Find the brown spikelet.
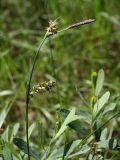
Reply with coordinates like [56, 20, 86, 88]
[47, 20, 58, 36]
[68, 19, 95, 29]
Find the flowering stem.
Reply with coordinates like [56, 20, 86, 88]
[25, 19, 95, 160]
[26, 33, 47, 160]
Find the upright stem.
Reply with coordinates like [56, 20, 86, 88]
[25, 19, 95, 159]
[26, 33, 47, 160]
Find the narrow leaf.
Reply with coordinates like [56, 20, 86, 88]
[98, 138, 117, 150]
[103, 103, 116, 115]
[67, 144, 90, 158]
[59, 109, 88, 133]
[38, 122, 45, 148]
[66, 140, 82, 157]
[93, 91, 110, 117]
[13, 138, 40, 160]
[91, 71, 97, 93]
[62, 141, 73, 160]
[54, 108, 80, 140]
[95, 69, 104, 96]
[28, 123, 36, 139]
[6, 143, 20, 159]
[48, 146, 64, 160]
[10, 123, 20, 142]
[100, 128, 108, 141]
[109, 138, 118, 150]
[0, 106, 10, 128]
[93, 121, 101, 142]
[3, 146, 12, 160]
[2, 126, 9, 142]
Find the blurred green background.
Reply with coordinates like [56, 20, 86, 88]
[0, 0, 120, 135]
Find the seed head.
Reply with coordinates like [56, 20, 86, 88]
[47, 20, 58, 36]
[30, 80, 56, 97]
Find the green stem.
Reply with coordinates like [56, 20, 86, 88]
[26, 33, 47, 160]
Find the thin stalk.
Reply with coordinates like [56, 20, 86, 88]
[26, 33, 48, 160]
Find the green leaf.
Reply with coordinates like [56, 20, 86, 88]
[67, 144, 90, 159]
[68, 119, 88, 134]
[37, 122, 45, 148]
[0, 90, 13, 97]
[95, 69, 104, 96]
[93, 121, 101, 142]
[28, 123, 36, 138]
[100, 128, 108, 141]
[13, 137, 40, 160]
[2, 126, 9, 142]
[3, 146, 12, 160]
[91, 71, 97, 93]
[0, 49, 9, 58]
[24, 123, 36, 141]
[108, 138, 118, 150]
[88, 154, 93, 160]
[0, 105, 10, 128]
[54, 108, 80, 140]
[62, 141, 73, 160]
[6, 143, 20, 159]
[90, 96, 96, 109]
[48, 146, 64, 160]
[59, 109, 69, 121]
[102, 103, 116, 115]
[10, 123, 20, 142]
[28, 123, 36, 139]
[93, 91, 110, 117]
[98, 138, 117, 150]
[66, 140, 82, 157]
[88, 154, 103, 160]
[59, 109, 89, 133]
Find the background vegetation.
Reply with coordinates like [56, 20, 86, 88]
[0, 0, 120, 159]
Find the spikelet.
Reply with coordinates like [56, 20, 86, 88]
[46, 20, 58, 36]
[68, 19, 95, 29]
[30, 80, 56, 97]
